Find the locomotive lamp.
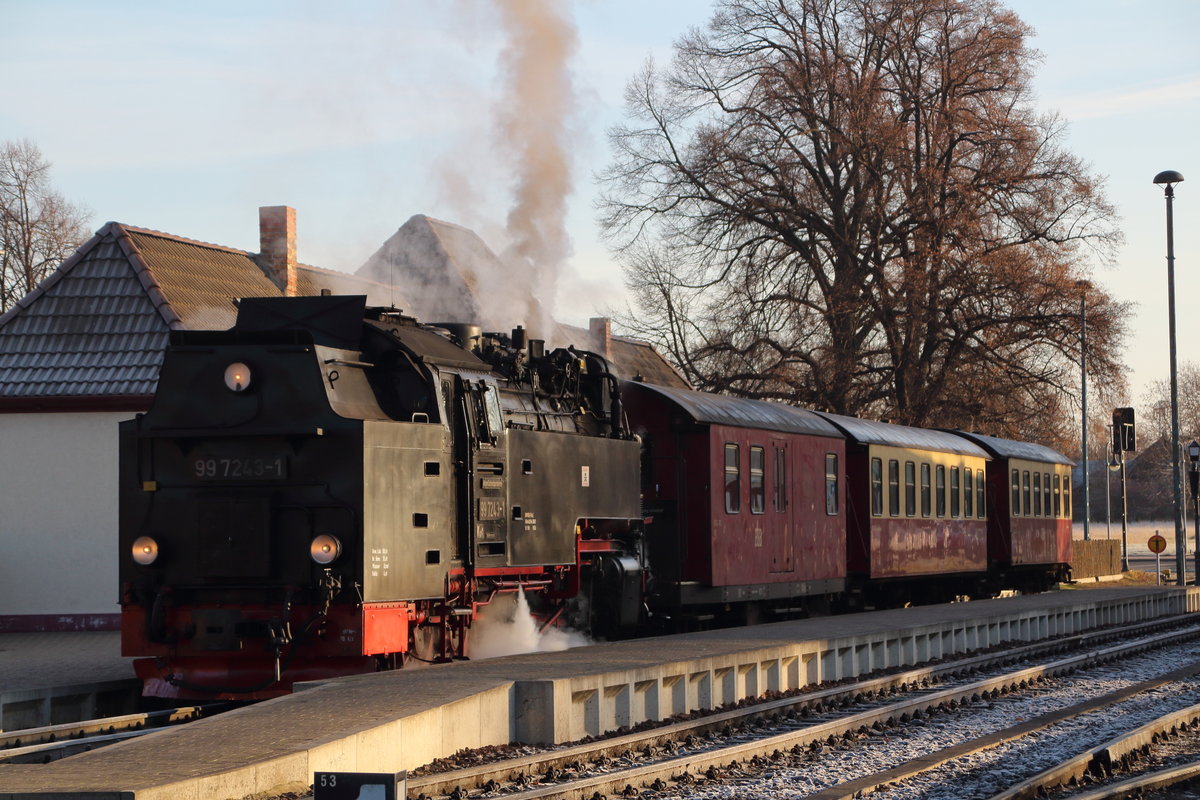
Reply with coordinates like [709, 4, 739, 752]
[224, 362, 252, 392]
[1154, 169, 1185, 584]
[310, 534, 342, 565]
[131, 535, 159, 566]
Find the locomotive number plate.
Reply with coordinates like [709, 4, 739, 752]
[193, 455, 288, 480]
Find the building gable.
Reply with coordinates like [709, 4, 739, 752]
[0, 225, 171, 406]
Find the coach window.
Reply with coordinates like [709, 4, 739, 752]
[724, 444, 741, 514]
[1038, 473, 1046, 517]
[951, 467, 961, 517]
[977, 470, 987, 518]
[1064, 476, 1072, 518]
[1053, 474, 1061, 517]
[964, 468, 974, 517]
[871, 458, 883, 516]
[920, 463, 932, 517]
[904, 461, 916, 516]
[774, 447, 788, 512]
[750, 446, 765, 514]
[1033, 472, 1042, 516]
[888, 459, 900, 516]
[825, 453, 839, 515]
[1022, 470, 1031, 517]
[936, 465, 947, 517]
[1011, 469, 1021, 516]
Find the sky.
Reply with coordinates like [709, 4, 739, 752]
[1, 0, 1198, 412]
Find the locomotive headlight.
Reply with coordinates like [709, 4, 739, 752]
[224, 362, 252, 392]
[310, 534, 342, 565]
[132, 536, 159, 566]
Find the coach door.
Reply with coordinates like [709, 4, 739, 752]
[770, 440, 794, 572]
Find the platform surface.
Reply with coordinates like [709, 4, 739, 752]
[0, 586, 1183, 798]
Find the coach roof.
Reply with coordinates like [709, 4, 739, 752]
[814, 411, 990, 457]
[623, 382, 844, 438]
[945, 430, 1074, 465]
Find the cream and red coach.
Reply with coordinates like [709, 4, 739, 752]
[951, 431, 1073, 590]
[815, 413, 992, 606]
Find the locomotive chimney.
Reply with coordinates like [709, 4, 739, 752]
[589, 317, 612, 360]
[257, 205, 298, 297]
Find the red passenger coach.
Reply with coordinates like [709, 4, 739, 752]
[814, 413, 991, 605]
[951, 432, 1073, 590]
[622, 383, 847, 621]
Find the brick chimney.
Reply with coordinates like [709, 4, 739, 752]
[589, 317, 613, 361]
[258, 206, 297, 296]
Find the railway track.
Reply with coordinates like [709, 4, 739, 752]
[0, 703, 228, 765]
[396, 615, 1200, 800]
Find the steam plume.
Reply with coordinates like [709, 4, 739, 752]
[492, 0, 577, 334]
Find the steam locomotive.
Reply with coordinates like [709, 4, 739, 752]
[119, 295, 1072, 699]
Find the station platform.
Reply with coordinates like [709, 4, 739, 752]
[0, 631, 138, 732]
[1, 585, 1196, 800]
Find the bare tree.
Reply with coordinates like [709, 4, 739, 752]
[1, 139, 91, 313]
[600, 0, 1127, 450]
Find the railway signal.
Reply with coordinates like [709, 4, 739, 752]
[1112, 408, 1136, 452]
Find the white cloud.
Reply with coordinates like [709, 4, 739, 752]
[1052, 76, 1200, 121]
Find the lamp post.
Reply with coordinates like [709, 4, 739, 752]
[1077, 280, 1090, 541]
[1154, 169, 1185, 585]
[1189, 440, 1200, 585]
[1111, 448, 1129, 571]
[1108, 441, 1118, 542]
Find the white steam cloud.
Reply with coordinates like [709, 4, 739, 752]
[470, 589, 590, 660]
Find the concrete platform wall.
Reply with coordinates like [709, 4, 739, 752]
[515, 588, 1200, 743]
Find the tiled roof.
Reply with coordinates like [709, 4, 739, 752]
[0, 227, 170, 401]
[0, 223, 402, 405]
[557, 322, 690, 389]
[0, 216, 688, 404]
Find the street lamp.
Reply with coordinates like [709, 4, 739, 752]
[1108, 450, 1128, 571]
[1077, 280, 1091, 541]
[1189, 440, 1200, 584]
[1154, 169, 1185, 585]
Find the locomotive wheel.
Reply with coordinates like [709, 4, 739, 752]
[407, 623, 440, 664]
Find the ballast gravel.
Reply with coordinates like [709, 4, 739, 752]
[654, 642, 1200, 800]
